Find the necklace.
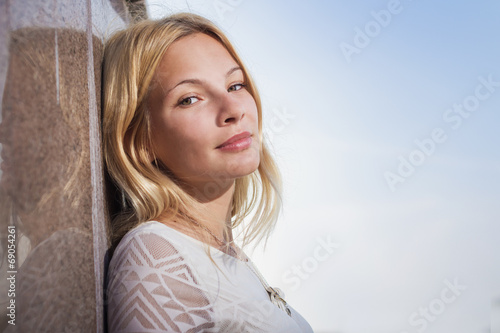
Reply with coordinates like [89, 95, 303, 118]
[244, 259, 292, 316]
[186, 217, 238, 258]
[185, 216, 292, 317]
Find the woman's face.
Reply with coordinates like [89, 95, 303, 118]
[147, 33, 260, 193]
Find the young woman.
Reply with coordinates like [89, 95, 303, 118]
[103, 13, 313, 332]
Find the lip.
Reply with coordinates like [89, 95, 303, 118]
[216, 131, 252, 151]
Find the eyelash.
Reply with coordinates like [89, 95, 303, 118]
[176, 83, 247, 107]
[178, 96, 200, 106]
[228, 83, 246, 92]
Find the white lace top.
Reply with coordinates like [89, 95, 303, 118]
[107, 221, 313, 333]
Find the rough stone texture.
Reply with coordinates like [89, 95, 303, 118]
[0, 0, 132, 332]
[0, 2, 9, 112]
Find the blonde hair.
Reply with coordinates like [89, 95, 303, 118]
[102, 13, 282, 249]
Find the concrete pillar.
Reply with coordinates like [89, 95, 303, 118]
[0, 0, 144, 331]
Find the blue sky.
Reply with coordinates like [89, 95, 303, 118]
[146, 1, 500, 332]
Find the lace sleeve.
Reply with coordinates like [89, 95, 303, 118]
[106, 231, 215, 333]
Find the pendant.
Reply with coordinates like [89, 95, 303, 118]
[266, 286, 292, 316]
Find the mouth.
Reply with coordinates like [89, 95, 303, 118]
[216, 131, 252, 151]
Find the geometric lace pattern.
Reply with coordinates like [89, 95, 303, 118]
[107, 233, 214, 332]
[106, 221, 313, 333]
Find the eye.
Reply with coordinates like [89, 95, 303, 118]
[228, 83, 246, 92]
[178, 96, 200, 106]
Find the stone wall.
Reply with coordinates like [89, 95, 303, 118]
[0, 1, 143, 331]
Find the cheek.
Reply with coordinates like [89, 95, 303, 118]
[243, 94, 259, 124]
[152, 116, 211, 165]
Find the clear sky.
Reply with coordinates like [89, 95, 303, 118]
[146, 1, 500, 332]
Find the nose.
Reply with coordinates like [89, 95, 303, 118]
[216, 94, 245, 126]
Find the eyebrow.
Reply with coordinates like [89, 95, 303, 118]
[165, 66, 242, 96]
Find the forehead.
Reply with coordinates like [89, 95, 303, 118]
[155, 32, 240, 83]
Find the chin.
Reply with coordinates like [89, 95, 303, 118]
[236, 149, 260, 174]
[210, 146, 260, 179]
[233, 157, 260, 178]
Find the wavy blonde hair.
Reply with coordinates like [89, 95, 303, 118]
[102, 13, 282, 249]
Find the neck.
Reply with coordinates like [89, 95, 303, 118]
[198, 182, 235, 240]
[174, 178, 236, 242]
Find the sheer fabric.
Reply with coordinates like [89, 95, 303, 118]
[107, 221, 313, 332]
